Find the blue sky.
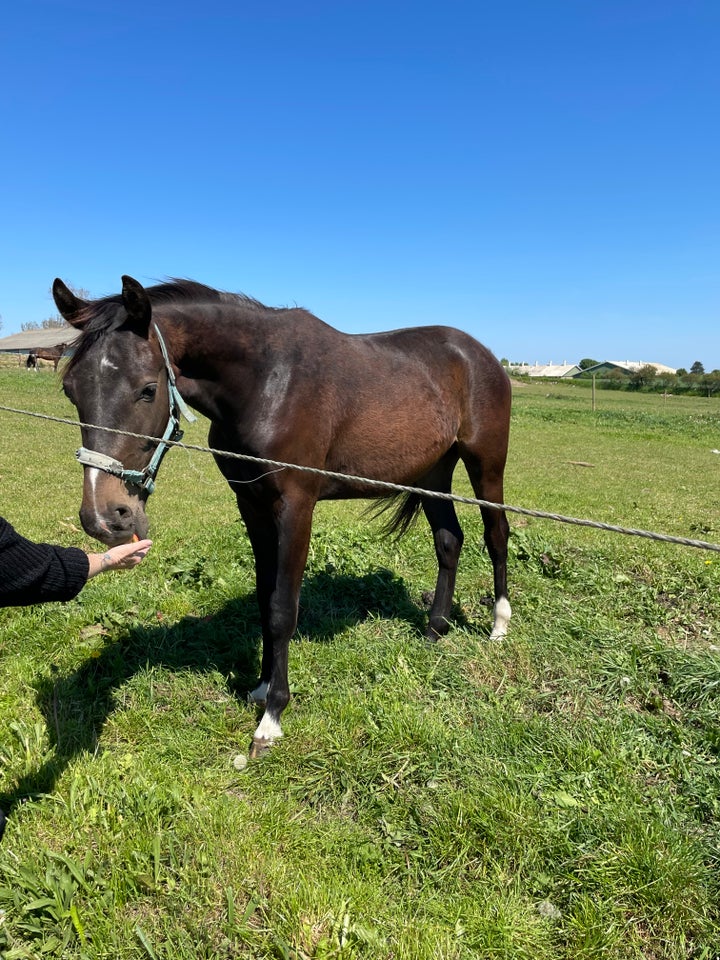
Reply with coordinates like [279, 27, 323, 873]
[1, 1, 718, 370]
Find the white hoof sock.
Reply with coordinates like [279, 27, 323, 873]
[254, 711, 283, 745]
[489, 596, 511, 640]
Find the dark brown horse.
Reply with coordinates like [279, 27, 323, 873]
[54, 276, 512, 755]
[27, 343, 69, 371]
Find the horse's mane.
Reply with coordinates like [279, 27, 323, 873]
[64, 279, 287, 375]
[145, 279, 267, 310]
[80, 278, 273, 317]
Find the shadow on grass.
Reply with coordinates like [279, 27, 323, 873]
[1, 566, 453, 828]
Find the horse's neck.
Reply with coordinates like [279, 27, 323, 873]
[167, 310, 254, 418]
[169, 305, 316, 423]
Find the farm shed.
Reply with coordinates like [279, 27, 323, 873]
[0, 329, 76, 356]
[573, 360, 677, 377]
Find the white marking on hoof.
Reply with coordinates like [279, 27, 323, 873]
[489, 597, 511, 640]
[248, 681, 269, 707]
[254, 711, 283, 746]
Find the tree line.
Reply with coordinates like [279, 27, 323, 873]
[575, 360, 720, 396]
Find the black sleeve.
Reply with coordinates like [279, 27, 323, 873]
[0, 516, 90, 608]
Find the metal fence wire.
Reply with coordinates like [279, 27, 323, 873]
[1, 402, 719, 554]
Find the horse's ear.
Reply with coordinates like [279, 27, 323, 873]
[121, 275, 151, 334]
[53, 278, 88, 328]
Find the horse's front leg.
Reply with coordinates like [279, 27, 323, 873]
[238, 494, 315, 757]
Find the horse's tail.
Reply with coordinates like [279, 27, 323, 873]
[366, 491, 424, 539]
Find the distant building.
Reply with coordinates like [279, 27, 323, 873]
[572, 360, 677, 378]
[508, 362, 581, 378]
[0, 328, 76, 355]
[507, 359, 678, 379]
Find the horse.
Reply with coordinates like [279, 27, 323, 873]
[53, 275, 512, 756]
[26, 343, 68, 371]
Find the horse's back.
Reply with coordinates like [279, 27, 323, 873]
[303, 324, 511, 493]
[357, 324, 505, 379]
[349, 324, 511, 417]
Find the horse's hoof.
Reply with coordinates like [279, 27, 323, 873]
[425, 619, 449, 643]
[249, 737, 273, 759]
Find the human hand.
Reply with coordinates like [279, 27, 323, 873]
[86, 540, 153, 579]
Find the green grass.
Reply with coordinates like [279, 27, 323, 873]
[1, 370, 719, 958]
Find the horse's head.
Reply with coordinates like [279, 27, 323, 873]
[55, 276, 179, 547]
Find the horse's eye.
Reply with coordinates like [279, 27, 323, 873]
[140, 383, 158, 402]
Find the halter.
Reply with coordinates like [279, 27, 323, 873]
[75, 324, 196, 495]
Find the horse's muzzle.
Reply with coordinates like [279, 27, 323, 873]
[79, 499, 149, 547]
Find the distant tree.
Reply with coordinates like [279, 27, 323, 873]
[703, 370, 720, 397]
[629, 364, 657, 390]
[578, 358, 598, 370]
[675, 368, 688, 378]
[22, 317, 69, 331]
[690, 360, 705, 375]
[602, 369, 626, 390]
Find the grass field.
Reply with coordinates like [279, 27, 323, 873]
[1, 368, 719, 959]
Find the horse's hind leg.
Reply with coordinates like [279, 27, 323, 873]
[423, 498, 464, 640]
[461, 448, 511, 640]
[481, 502, 511, 640]
[421, 450, 464, 641]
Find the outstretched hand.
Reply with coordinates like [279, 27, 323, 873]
[86, 539, 153, 579]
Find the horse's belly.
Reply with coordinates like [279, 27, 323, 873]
[320, 411, 457, 497]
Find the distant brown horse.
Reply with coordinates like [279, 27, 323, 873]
[27, 343, 68, 371]
[54, 276, 512, 756]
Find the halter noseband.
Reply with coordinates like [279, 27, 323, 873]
[75, 324, 196, 495]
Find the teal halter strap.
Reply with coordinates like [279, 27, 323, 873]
[75, 323, 196, 494]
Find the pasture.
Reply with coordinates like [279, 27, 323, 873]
[0, 369, 719, 959]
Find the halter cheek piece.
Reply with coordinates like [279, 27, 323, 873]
[75, 324, 196, 495]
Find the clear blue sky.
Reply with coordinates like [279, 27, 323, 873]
[1, 0, 718, 370]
